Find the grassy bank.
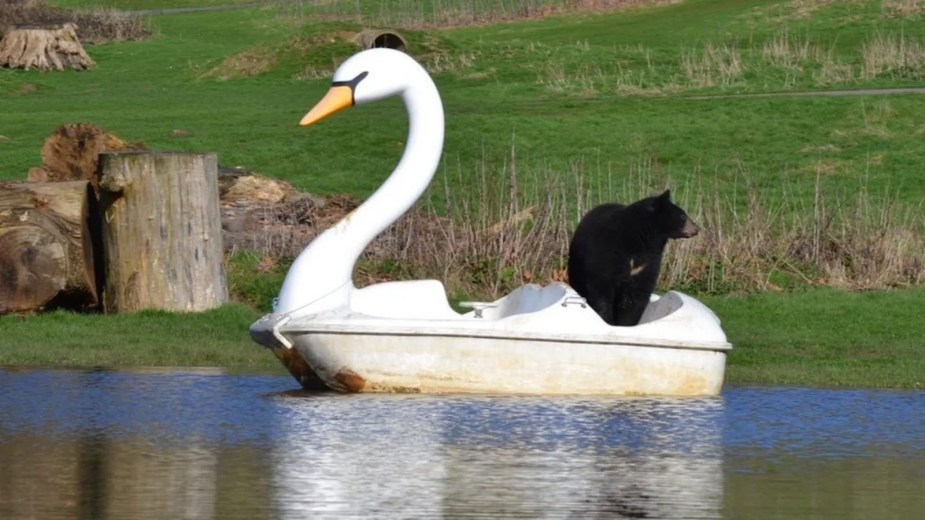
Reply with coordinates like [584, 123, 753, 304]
[706, 288, 925, 389]
[1, 0, 924, 389]
[0, 304, 278, 371]
[5, 0, 925, 203]
[1, 288, 922, 389]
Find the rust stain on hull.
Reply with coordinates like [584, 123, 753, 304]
[271, 346, 330, 391]
[333, 367, 367, 392]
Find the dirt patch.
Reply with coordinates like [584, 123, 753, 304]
[204, 49, 277, 80]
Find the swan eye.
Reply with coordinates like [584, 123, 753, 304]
[330, 71, 369, 105]
[332, 71, 369, 91]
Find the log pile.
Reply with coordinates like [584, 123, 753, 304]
[0, 123, 361, 314]
[0, 181, 99, 313]
[0, 23, 94, 71]
[28, 123, 147, 190]
[219, 166, 353, 257]
[0, 124, 227, 314]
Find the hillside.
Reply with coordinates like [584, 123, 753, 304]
[2, 0, 924, 295]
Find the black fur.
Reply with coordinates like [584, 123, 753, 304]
[567, 190, 699, 326]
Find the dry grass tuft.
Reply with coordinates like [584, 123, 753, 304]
[861, 33, 925, 79]
[535, 29, 925, 96]
[287, 0, 681, 29]
[421, 51, 479, 75]
[69, 8, 151, 44]
[681, 44, 744, 87]
[881, 0, 925, 18]
[814, 49, 857, 84]
[0, 0, 150, 43]
[762, 31, 819, 69]
[368, 147, 578, 295]
[538, 61, 605, 96]
[243, 151, 925, 299]
[383, 161, 925, 297]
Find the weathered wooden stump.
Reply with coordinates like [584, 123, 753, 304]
[0, 23, 94, 71]
[98, 152, 228, 313]
[0, 181, 100, 314]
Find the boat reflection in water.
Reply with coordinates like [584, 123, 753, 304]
[269, 393, 724, 517]
[4, 369, 923, 518]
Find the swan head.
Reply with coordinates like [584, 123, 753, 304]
[300, 48, 426, 127]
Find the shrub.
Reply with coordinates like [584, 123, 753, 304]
[0, 0, 151, 43]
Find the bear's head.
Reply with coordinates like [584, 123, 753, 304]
[648, 190, 700, 239]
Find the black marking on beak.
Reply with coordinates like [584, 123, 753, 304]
[331, 71, 369, 105]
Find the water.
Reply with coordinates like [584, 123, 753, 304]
[1, 368, 922, 519]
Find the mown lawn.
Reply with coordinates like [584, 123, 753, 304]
[1, 0, 923, 388]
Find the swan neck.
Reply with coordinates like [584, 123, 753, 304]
[275, 70, 444, 316]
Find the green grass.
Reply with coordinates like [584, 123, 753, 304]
[2, 0, 924, 388]
[4, 0, 925, 204]
[1, 288, 920, 390]
[708, 288, 925, 390]
[0, 304, 281, 371]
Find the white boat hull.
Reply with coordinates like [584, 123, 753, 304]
[286, 331, 724, 395]
[251, 284, 731, 396]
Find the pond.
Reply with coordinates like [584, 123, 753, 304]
[1, 368, 922, 519]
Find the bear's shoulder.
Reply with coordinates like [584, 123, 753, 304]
[581, 202, 626, 220]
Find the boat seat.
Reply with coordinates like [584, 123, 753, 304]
[638, 292, 682, 324]
[351, 279, 460, 320]
[510, 284, 569, 315]
[464, 283, 569, 320]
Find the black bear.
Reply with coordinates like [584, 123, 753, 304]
[567, 190, 699, 326]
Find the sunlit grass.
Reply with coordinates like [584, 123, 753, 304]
[2, 288, 921, 390]
[1, 0, 923, 388]
[707, 288, 925, 389]
[0, 305, 280, 371]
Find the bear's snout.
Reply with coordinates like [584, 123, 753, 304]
[680, 218, 700, 238]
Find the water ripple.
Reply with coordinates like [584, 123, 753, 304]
[1, 368, 923, 518]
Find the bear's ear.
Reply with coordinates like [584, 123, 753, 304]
[652, 189, 671, 208]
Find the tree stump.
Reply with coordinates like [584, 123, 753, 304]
[27, 123, 147, 191]
[0, 23, 95, 71]
[98, 152, 228, 313]
[0, 181, 100, 314]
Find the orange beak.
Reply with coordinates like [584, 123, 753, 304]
[300, 85, 354, 127]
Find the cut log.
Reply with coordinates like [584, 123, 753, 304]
[0, 23, 94, 71]
[98, 152, 228, 313]
[27, 123, 147, 191]
[0, 181, 100, 314]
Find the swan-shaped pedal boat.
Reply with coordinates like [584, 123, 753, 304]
[250, 48, 732, 395]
